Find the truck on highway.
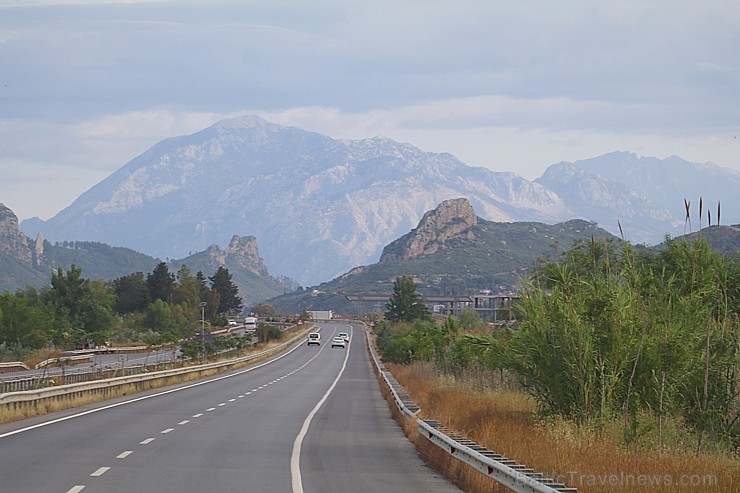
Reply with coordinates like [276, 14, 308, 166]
[244, 316, 257, 333]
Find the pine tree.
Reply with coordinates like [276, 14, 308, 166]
[146, 262, 175, 303]
[209, 266, 243, 315]
[385, 276, 430, 323]
[112, 272, 150, 314]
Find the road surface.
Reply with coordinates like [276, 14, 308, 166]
[0, 321, 460, 493]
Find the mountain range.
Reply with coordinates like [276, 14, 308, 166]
[20, 116, 740, 286]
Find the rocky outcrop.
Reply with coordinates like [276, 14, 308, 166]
[0, 203, 33, 264]
[379, 198, 478, 263]
[201, 235, 270, 277]
[226, 235, 270, 277]
[34, 232, 44, 266]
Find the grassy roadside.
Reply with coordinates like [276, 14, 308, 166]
[386, 362, 739, 493]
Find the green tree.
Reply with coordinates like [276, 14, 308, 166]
[146, 262, 175, 303]
[0, 292, 55, 349]
[46, 265, 114, 343]
[112, 272, 150, 314]
[209, 266, 243, 315]
[172, 265, 200, 307]
[385, 276, 430, 323]
[458, 307, 486, 331]
[143, 299, 176, 332]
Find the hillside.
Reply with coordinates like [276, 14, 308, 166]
[269, 198, 740, 315]
[268, 199, 619, 314]
[0, 204, 288, 305]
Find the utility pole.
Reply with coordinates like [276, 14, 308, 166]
[200, 301, 208, 362]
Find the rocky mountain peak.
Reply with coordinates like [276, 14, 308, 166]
[379, 198, 478, 264]
[0, 203, 32, 264]
[199, 235, 270, 277]
[226, 235, 270, 277]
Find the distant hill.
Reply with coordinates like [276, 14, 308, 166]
[44, 240, 161, 280]
[649, 224, 740, 256]
[0, 250, 49, 293]
[0, 203, 290, 307]
[23, 117, 739, 286]
[268, 198, 740, 315]
[268, 199, 620, 314]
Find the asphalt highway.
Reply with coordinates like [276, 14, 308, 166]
[0, 321, 461, 493]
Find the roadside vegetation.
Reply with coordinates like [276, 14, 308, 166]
[376, 229, 738, 491]
[0, 261, 246, 362]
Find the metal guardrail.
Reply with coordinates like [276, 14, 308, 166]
[0, 327, 311, 409]
[35, 354, 93, 369]
[0, 362, 30, 373]
[0, 336, 262, 394]
[1, 364, 150, 393]
[365, 326, 579, 493]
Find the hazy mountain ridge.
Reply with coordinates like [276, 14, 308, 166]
[22, 117, 740, 285]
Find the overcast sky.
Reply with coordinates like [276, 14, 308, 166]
[1, 0, 739, 221]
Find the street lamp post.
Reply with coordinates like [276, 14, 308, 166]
[200, 301, 208, 362]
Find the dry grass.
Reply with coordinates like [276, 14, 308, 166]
[386, 362, 739, 493]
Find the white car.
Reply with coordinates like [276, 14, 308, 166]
[331, 337, 346, 349]
[307, 332, 321, 346]
[338, 332, 349, 342]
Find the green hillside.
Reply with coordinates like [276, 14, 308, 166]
[270, 219, 740, 315]
[0, 251, 49, 292]
[44, 240, 160, 280]
[269, 219, 619, 314]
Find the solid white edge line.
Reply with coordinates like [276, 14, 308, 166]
[290, 325, 352, 493]
[0, 331, 309, 439]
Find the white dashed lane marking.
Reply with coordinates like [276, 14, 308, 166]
[178, 420, 189, 425]
[90, 467, 110, 477]
[193, 413, 203, 418]
[161, 428, 174, 434]
[116, 451, 133, 459]
[140, 438, 155, 445]
[66, 486, 85, 493]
